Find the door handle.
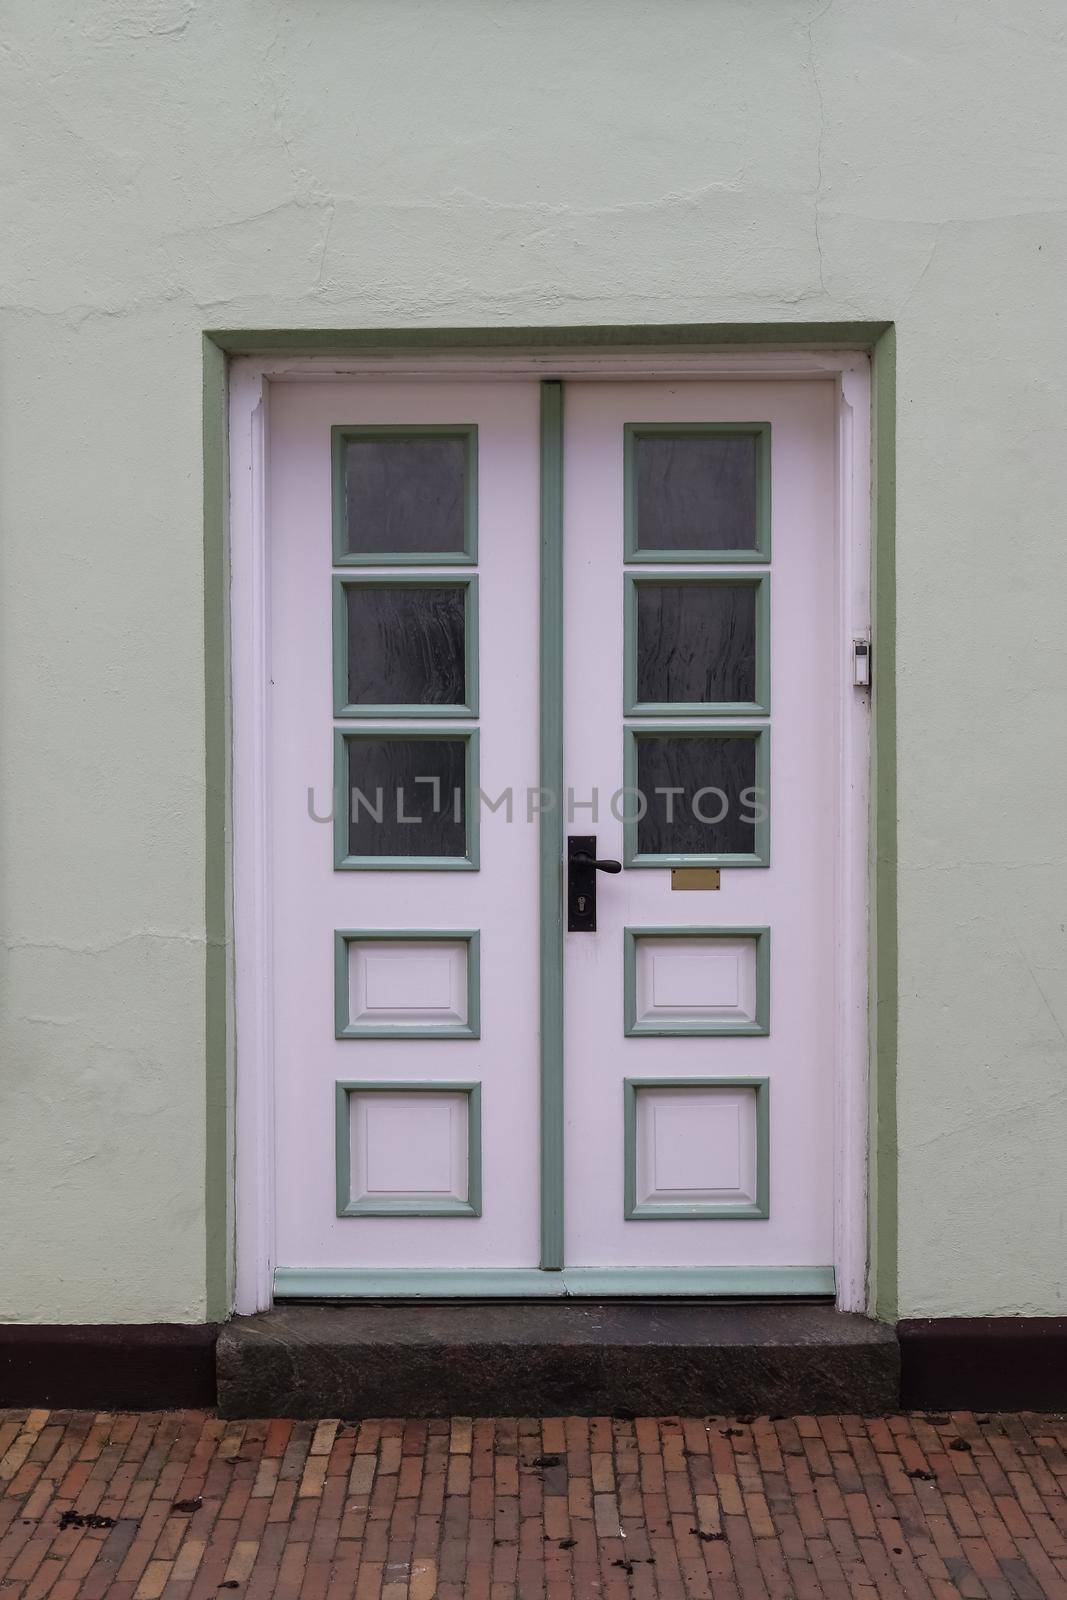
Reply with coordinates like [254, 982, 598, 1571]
[567, 836, 622, 931]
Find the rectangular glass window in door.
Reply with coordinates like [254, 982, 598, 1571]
[332, 426, 478, 564]
[625, 574, 769, 716]
[624, 726, 770, 866]
[624, 422, 771, 562]
[334, 577, 478, 718]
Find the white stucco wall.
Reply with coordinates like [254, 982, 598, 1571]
[2, 0, 1064, 1322]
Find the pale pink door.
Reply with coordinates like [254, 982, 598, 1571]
[562, 380, 837, 1283]
[268, 379, 542, 1286]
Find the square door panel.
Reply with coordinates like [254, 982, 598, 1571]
[335, 932, 480, 1038]
[336, 1083, 481, 1216]
[625, 928, 769, 1036]
[624, 1079, 769, 1219]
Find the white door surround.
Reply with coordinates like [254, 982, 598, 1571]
[228, 351, 872, 1315]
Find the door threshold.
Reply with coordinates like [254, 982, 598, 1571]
[273, 1266, 836, 1300]
[218, 1300, 895, 1418]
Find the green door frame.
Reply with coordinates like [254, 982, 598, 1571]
[204, 322, 897, 1320]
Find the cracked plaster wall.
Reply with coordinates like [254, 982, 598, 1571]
[1, 0, 1065, 1322]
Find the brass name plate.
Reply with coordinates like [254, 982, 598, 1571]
[671, 868, 721, 891]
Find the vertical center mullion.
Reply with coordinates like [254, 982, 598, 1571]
[539, 380, 565, 1270]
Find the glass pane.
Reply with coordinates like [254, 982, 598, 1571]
[635, 734, 758, 857]
[635, 433, 758, 552]
[346, 584, 466, 707]
[346, 737, 468, 858]
[635, 581, 756, 705]
[343, 435, 467, 556]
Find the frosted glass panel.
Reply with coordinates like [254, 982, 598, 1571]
[342, 434, 468, 556]
[346, 584, 466, 707]
[345, 737, 468, 858]
[635, 581, 756, 706]
[635, 432, 758, 552]
[635, 734, 757, 857]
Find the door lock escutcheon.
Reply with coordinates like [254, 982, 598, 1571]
[567, 835, 622, 931]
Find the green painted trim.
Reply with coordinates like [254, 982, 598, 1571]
[209, 323, 890, 356]
[871, 328, 898, 1321]
[206, 321, 893, 1319]
[623, 724, 770, 868]
[334, 929, 480, 1039]
[272, 1264, 835, 1298]
[202, 336, 233, 1322]
[277, 1267, 556, 1298]
[556, 1266, 831, 1296]
[539, 380, 565, 1271]
[332, 575, 479, 718]
[623, 1077, 770, 1220]
[624, 422, 771, 564]
[623, 573, 770, 717]
[331, 424, 477, 566]
[334, 1080, 482, 1217]
[333, 727, 480, 871]
[624, 926, 770, 1037]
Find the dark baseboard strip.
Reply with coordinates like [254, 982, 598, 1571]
[899, 1317, 1067, 1410]
[0, 1325, 219, 1410]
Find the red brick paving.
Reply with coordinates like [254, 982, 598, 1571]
[1, 1409, 1065, 1597]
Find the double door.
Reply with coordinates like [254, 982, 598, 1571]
[267, 373, 841, 1294]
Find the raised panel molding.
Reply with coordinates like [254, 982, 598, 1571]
[335, 1082, 482, 1217]
[624, 1078, 769, 1220]
[335, 931, 480, 1038]
[624, 927, 769, 1036]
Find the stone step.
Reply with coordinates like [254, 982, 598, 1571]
[216, 1302, 899, 1419]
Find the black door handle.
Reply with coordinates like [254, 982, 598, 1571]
[568, 836, 621, 931]
[569, 853, 622, 874]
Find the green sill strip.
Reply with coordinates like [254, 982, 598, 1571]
[273, 1266, 836, 1299]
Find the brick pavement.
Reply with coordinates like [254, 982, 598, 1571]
[1, 1408, 1065, 1598]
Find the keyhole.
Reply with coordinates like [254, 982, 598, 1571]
[577, 894, 587, 913]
